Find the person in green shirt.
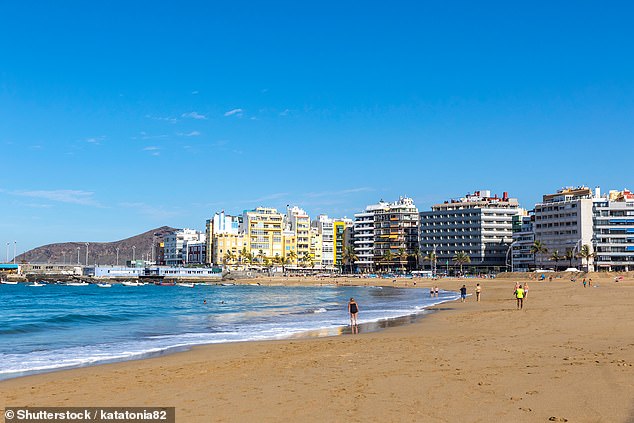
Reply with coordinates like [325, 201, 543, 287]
[514, 285, 525, 310]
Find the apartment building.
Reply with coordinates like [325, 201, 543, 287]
[373, 197, 419, 270]
[312, 215, 335, 268]
[242, 207, 284, 260]
[511, 214, 534, 272]
[353, 201, 388, 272]
[419, 190, 520, 274]
[163, 229, 206, 266]
[593, 189, 634, 271]
[533, 186, 595, 269]
[286, 206, 311, 264]
[352, 197, 419, 273]
[212, 233, 248, 265]
[333, 218, 353, 269]
[205, 211, 241, 265]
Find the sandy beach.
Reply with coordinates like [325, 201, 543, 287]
[1, 274, 633, 422]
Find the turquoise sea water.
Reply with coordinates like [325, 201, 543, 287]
[0, 283, 458, 380]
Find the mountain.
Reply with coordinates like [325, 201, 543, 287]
[15, 226, 177, 265]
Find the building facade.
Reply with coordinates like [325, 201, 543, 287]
[205, 211, 241, 265]
[373, 197, 419, 271]
[353, 201, 388, 272]
[312, 215, 334, 268]
[533, 187, 595, 269]
[242, 207, 284, 260]
[592, 189, 634, 272]
[511, 214, 535, 272]
[419, 190, 520, 274]
[164, 229, 206, 266]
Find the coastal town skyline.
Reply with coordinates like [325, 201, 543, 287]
[2, 2, 633, 251]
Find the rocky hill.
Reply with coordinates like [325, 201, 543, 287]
[16, 226, 177, 265]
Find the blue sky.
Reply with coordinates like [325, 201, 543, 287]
[1, 1, 633, 254]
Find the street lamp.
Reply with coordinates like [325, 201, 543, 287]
[85, 243, 89, 266]
[506, 241, 518, 272]
[13, 241, 16, 264]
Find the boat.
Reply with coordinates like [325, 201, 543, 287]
[66, 282, 90, 286]
[96, 283, 112, 288]
[0, 281, 18, 285]
[155, 282, 175, 286]
[121, 281, 143, 287]
[221, 283, 235, 286]
[28, 282, 45, 287]
[176, 283, 195, 288]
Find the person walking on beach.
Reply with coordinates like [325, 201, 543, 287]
[348, 297, 359, 330]
[476, 283, 481, 302]
[460, 285, 467, 302]
[514, 285, 525, 309]
[523, 283, 529, 298]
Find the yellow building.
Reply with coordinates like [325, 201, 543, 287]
[243, 207, 284, 261]
[212, 233, 248, 266]
[333, 219, 353, 267]
[309, 227, 323, 267]
[282, 229, 297, 264]
[286, 206, 311, 265]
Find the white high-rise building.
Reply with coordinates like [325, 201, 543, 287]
[592, 188, 634, 272]
[533, 187, 595, 269]
[353, 201, 389, 272]
[312, 215, 335, 268]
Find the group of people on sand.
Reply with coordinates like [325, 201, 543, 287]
[514, 282, 529, 309]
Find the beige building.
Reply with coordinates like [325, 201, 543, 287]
[242, 207, 284, 261]
[309, 227, 323, 268]
[212, 233, 248, 266]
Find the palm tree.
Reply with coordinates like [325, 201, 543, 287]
[530, 240, 548, 270]
[565, 249, 575, 269]
[286, 250, 297, 267]
[397, 247, 408, 272]
[410, 246, 422, 270]
[239, 247, 253, 267]
[382, 250, 394, 272]
[549, 250, 562, 271]
[423, 250, 437, 274]
[301, 251, 312, 267]
[342, 246, 358, 274]
[256, 249, 265, 265]
[224, 250, 236, 269]
[577, 244, 595, 272]
[452, 251, 471, 275]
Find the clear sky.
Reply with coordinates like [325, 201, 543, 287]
[1, 1, 633, 254]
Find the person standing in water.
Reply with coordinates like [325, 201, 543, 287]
[348, 297, 359, 332]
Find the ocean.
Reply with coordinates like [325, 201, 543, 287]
[0, 283, 459, 380]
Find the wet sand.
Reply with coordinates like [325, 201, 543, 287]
[1, 275, 633, 422]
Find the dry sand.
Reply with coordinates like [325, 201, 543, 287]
[1, 275, 633, 422]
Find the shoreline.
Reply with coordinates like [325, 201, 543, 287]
[0, 283, 454, 382]
[2, 275, 633, 422]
